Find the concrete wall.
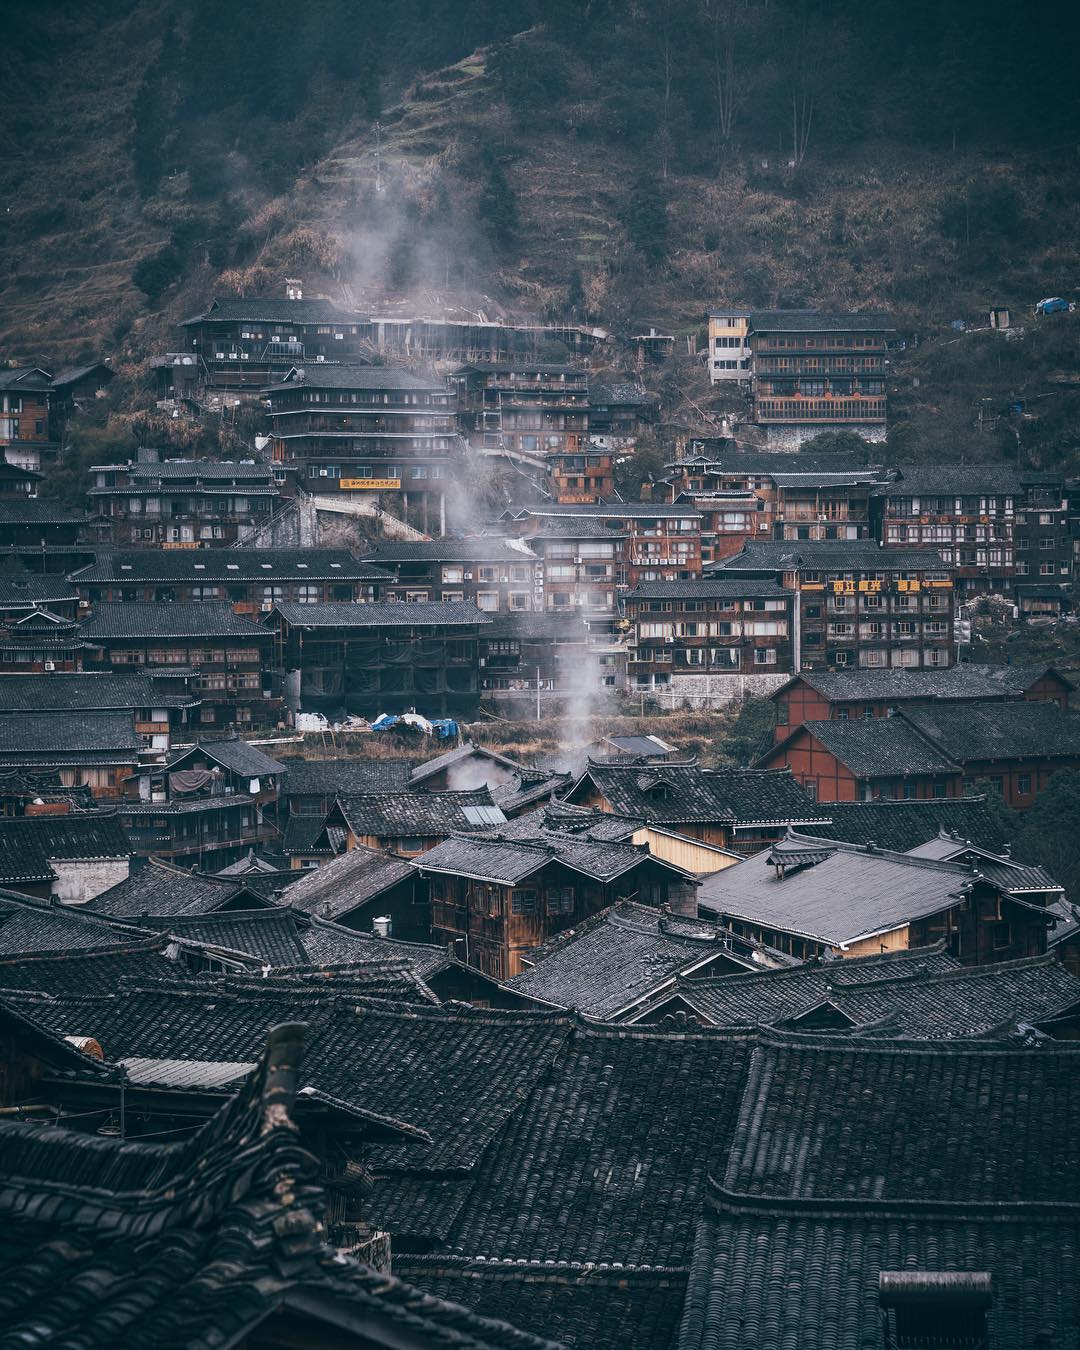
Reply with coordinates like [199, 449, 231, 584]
[647, 671, 789, 710]
[52, 857, 130, 905]
[762, 423, 887, 451]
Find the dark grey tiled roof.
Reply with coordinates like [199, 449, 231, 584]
[788, 717, 958, 777]
[675, 943, 959, 1025]
[0, 811, 129, 886]
[514, 502, 701, 520]
[414, 831, 664, 887]
[280, 756, 414, 796]
[0, 672, 194, 713]
[265, 364, 445, 392]
[672, 451, 870, 474]
[0, 367, 52, 391]
[283, 846, 415, 921]
[801, 797, 1009, 853]
[566, 761, 825, 828]
[169, 738, 283, 778]
[396, 1259, 688, 1350]
[698, 840, 974, 944]
[884, 463, 1024, 495]
[749, 309, 896, 332]
[410, 741, 525, 786]
[0, 575, 77, 608]
[721, 1032, 1080, 1204]
[86, 860, 271, 918]
[282, 814, 341, 856]
[296, 917, 449, 977]
[98, 459, 274, 482]
[0, 939, 178, 995]
[0, 500, 86, 525]
[677, 947, 1080, 1037]
[626, 579, 789, 601]
[711, 539, 949, 572]
[70, 549, 389, 583]
[79, 602, 269, 640]
[902, 701, 1080, 762]
[137, 909, 308, 966]
[271, 600, 490, 627]
[517, 514, 628, 540]
[0, 710, 139, 756]
[0, 890, 143, 954]
[443, 1022, 751, 1266]
[454, 361, 582, 376]
[787, 663, 1064, 702]
[182, 297, 353, 324]
[337, 788, 506, 838]
[0, 1023, 559, 1350]
[505, 902, 753, 1018]
[362, 538, 538, 564]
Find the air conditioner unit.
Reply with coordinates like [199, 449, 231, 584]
[261, 602, 273, 612]
[79, 599, 90, 608]
[44, 661, 55, 672]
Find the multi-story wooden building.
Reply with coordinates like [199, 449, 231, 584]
[417, 826, 697, 979]
[699, 832, 1060, 964]
[88, 458, 281, 548]
[0, 500, 93, 573]
[714, 540, 955, 672]
[78, 602, 281, 732]
[178, 297, 370, 390]
[267, 600, 490, 721]
[507, 502, 703, 591]
[666, 451, 883, 564]
[545, 450, 616, 504]
[1015, 470, 1072, 611]
[265, 365, 458, 532]
[360, 538, 541, 613]
[70, 550, 387, 615]
[760, 700, 1080, 810]
[748, 311, 895, 446]
[561, 758, 828, 856]
[624, 578, 794, 706]
[587, 384, 656, 448]
[771, 664, 1073, 741]
[706, 308, 752, 384]
[0, 710, 142, 800]
[872, 465, 1022, 597]
[450, 363, 589, 457]
[0, 368, 58, 473]
[505, 514, 625, 629]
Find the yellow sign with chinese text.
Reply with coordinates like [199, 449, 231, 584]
[340, 478, 401, 491]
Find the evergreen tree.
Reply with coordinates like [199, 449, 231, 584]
[623, 173, 668, 266]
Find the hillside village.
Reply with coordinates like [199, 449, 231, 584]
[4, 3, 1080, 1347]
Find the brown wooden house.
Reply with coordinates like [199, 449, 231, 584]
[415, 828, 698, 979]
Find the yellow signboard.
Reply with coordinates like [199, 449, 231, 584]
[897, 579, 922, 593]
[340, 478, 401, 491]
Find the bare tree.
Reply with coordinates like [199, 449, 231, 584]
[784, 3, 816, 167]
[702, 0, 743, 161]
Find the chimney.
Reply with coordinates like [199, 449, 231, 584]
[372, 916, 392, 939]
[285, 277, 303, 301]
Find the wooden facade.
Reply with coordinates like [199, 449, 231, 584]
[749, 311, 894, 429]
[425, 854, 689, 980]
[760, 724, 963, 803]
[450, 363, 589, 457]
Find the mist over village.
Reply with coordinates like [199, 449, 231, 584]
[1, 2, 1080, 1346]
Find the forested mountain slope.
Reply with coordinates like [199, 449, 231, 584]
[2, 0, 1079, 464]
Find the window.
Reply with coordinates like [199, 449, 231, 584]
[903, 781, 917, 799]
[932, 780, 947, 799]
[476, 592, 500, 611]
[1017, 774, 1032, 795]
[511, 889, 537, 915]
[442, 566, 464, 583]
[992, 920, 1013, 952]
[297, 584, 320, 603]
[753, 648, 777, 666]
[546, 887, 574, 915]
